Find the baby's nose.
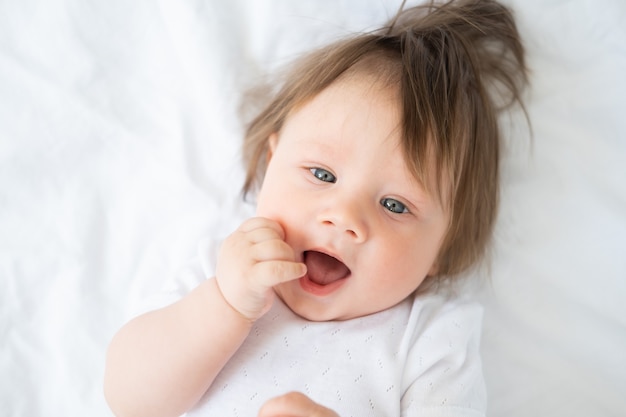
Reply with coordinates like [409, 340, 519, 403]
[317, 198, 368, 243]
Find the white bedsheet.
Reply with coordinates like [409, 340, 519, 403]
[1, 1, 625, 416]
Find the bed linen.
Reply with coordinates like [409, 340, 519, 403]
[1, 1, 625, 416]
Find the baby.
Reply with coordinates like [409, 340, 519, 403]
[104, 1, 528, 416]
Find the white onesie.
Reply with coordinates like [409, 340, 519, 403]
[137, 238, 487, 417]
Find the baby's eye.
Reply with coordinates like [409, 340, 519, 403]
[310, 168, 336, 183]
[381, 198, 409, 214]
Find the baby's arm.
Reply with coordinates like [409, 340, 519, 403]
[104, 218, 306, 417]
[104, 278, 251, 417]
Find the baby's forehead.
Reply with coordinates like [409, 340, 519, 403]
[292, 68, 401, 108]
[281, 73, 402, 137]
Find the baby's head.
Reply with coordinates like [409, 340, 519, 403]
[242, 0, 527, 312]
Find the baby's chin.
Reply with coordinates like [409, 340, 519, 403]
[272, 285, 341, 322]
[272, 284, 381, 322]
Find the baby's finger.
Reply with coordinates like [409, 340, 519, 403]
[245, 226, 286, 245]
[250, 239, 298, 263]
[238, 217, 285, 239]
[253, 260, 307, 287]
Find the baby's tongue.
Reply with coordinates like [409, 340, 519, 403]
[304, 251, 350, 286]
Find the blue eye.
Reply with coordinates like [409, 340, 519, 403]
[381, 198, 408, 214]
[310, 168, 336, 183]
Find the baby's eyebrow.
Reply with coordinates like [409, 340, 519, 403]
[293, 137, 339, 155]
[400, 173, 450, 211]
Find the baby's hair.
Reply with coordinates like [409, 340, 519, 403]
[242, 0, 528, 288]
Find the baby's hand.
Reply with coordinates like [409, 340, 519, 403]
[215, 217, 306, 321]
[258, 392, 340, 417]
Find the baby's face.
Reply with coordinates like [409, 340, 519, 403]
[256, 75, 449, 321]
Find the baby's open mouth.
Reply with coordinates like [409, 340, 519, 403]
[303, 250, 351, 286]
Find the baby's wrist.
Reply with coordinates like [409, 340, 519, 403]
[212, 278, 256, 324]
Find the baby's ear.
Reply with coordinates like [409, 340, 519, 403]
[427, 262, 439, 277]
[266, 133, 279, 165]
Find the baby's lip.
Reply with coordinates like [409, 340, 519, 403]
[303, 250, 351, 286]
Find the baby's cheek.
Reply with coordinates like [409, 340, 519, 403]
[254, 181, 285, 220]
[254, 204, 280, 225]
[254, 192, 275, 219]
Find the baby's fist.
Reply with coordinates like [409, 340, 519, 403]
[215, 217, 306, 320]
[258, 392, 340, 417]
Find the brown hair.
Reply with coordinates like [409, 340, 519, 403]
[241, 0, 528, 286]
